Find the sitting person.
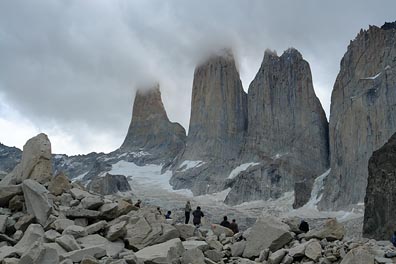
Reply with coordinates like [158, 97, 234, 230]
[220, 216, 231, 229]
[134, 199, 142, 208]
[229, 219, 239, 234]
[165, 211, 172, 219]
[299, 220, 309, 233]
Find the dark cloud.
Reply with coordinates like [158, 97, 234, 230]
[0, 0, 395, 154]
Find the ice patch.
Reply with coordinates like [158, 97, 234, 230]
[227, 162, 260, 179]
[110, 160, 193, 196]
[73, 171, 88, 182]
[305, 169, 331, 209]
[178, 160, 205, 172]
[195, 188, 232, 203]
[361, 72, 381, 80]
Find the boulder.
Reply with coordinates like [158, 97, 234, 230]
[85, 220, 108, 235]
[8, 194, 24, 211]
[44, 230, 61, 242]
[243, 216, 293, 258]
[268, 249, 287, 264]
[77, 234, 124, 258]
[181, 248, 205, 264]
[86, 173, 131, 195]
[182, 240, 209, 251]
[340, 246, 375, 264]
[60, 246, 106, 262]
[175, 223, 197, 240]
[55, 235, 81, 251]
[51, 219, 74, 232]
[304, 240, 322, 261]
[0, 215, 8, 233]
[99, 203, 118, 220]
[69, 188, 92, 200]
[204, 250, 224, 262]
[48, 172, 71, 196]
[15, 224, 44, 253]
[230, 241, 246, 257]
[287, 242, 307, 258]
[19, 242, 59, 264]
[62, 225, 87, 238]
[211, 224, 234, 237]
[18, 133, 52, 184]
[306, 219, 345, 241]
[106, 221, 126, 241]
[0, 185, 22, 207]
[363, 132, 396, 240]
[0, 246, 19, 260]
[65, 208, 100, 219]
[22, 179, 52, 226]
[135, 238, 184, 263]
[14, 214, 35, 231]
[81, 196, 104, 210]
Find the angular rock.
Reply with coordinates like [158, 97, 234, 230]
[135, 238, 184, 263]
[81, 196, 104, 210]
[0, 215, 8, 233]
[8, 194, 24, 211]
[14, 214, 35, 231]
[363, 132, 396, 240]
[44, 230, 61, 242]
[340, 246, 375, 264]
[211, 224, 234, 237]
[85, 220, 108, 235]
[15, 224, 44, 253]
[0, 185, 22, 207]
[120, 84, 186, 163]
[268, 249, 286, 264]
[321, 24, 396, 209]
[19, 241, 59, 264]
[181, 247, 205, 264]
[69, 188, 92, 200]
[182, 240, 209, 251]
[243, 216, 292, 258]
[56, 235, 81, 251]
[77, 234, 124, 258]
[0, 246, 19, 260]
[230, 241, 246, 257]
[204, 250, 223, 262]
[305, 240, 322, 261]
[65, 208, 100, 219]
[51, 219, 74, 232]
[62, 225, 87, 238]
[306, 219, 345, 241]
[106, 221, 126, 241]
[48, 172, 71, 196]
[22, 179, 52, 226]
[86, 173, 131, 195]
[60, 246, 106, 262]
[99, 203, 118, 220]
[175, 224, 197, 240]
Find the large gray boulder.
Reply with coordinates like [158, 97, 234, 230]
[22, 179, 52, 226]
[306, 218, 345, 241]
[135, 238, 184, 263]
[242, 216, 292, 258]
[15, 224, 45, 253]
[120, 84, 186, 163]
[86, 173, 131, 195]
[48, 172, 71, 196]
[340, 246, 375, 264]
[0, 185, 22, 207]
[320, 24, 396, 209]
[363, 132, 396, 240]
[171, 50, 248, 195]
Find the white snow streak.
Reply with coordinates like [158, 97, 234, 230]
[227, 162, 260, 179]
[178, 160, 205, 172]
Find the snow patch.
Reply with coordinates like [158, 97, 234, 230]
[73, 171, 88, 182]
[195, 188, 232, 203]
[362, 72, 381, 80]
[305, 169, 331, 209]
[178, 160, 205, 172]
[227, 162, 260, 179]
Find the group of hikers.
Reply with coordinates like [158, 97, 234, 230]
[135, 199, 315, 237]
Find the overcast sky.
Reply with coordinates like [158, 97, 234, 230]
[0, 0, 395, 155]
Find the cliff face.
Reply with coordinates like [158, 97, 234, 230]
[224, 49, 329, 208]
[320, 25, 396, 209]
[363, 132, 396, 240]
[120, 84, 186, 163]
[183, 51, 248, 161]
[170, 51, 248, 194]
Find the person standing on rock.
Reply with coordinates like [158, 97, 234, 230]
[229, 219, 239, 234]
[185, 201, 192, 224]
[192, 206, 204, 226]
[134, 199, 141, 208]
[220, 216, 231, 228]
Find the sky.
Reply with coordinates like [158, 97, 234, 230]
[0, 0, 395, 155]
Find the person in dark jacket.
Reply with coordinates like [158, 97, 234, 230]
[220, 216, 231, 228]
[165, 211, 172, 219]
[299, 220, 309, 233]
[185, 201, 192, 224]
[134, 199, 141, 208]
[192, 206, 204, 226]
[391, 231, 396, 247]
[229, 219, 239, 234]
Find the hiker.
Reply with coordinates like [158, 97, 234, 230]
[185, 201, 192, 224]
[229, 219, 239, 234]
[299, 220, 309, 233]
[134, 199, 141, 208]
[157, 207, 162, 215]
[220, 216, 231, 229]
[192, 206, 204, 226]
[165, 211, 172, 219]
[391, 231, 396, 247]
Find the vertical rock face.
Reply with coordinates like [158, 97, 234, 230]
[363, 132, 396, 240]
[245, 48, 329, 173]
[225, 49, 329, 208]
[120, 84, 186, 163]
[170, 51, 248, 194]
[183, 50, 247, 161]
[320, 24, 396, 209]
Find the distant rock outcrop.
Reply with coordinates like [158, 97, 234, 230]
[86, 173, 131, 195]
[0, 144, 21, 179]
[120, 84, 186, 164]
[363, 132, 396, 240]
[170, 50, 248, 194]
[320, 24, 396, 209]
[225, 49, 329, 208]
